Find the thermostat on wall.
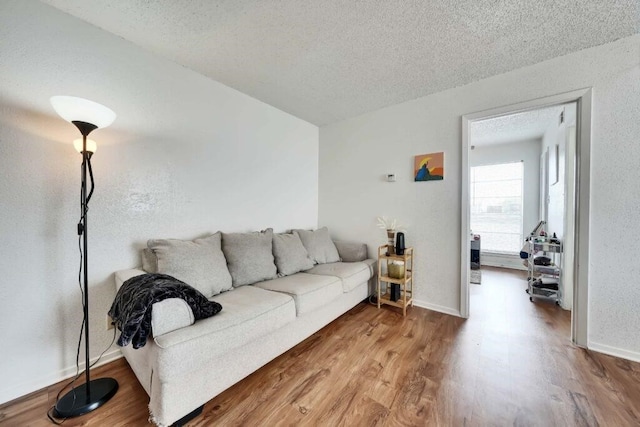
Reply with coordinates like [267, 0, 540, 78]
[386, 173, 396, 182]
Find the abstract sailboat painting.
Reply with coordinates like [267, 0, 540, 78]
[414, 152, 444, 181]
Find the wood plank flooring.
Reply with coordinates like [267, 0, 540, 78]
[2, 267, 640, 426]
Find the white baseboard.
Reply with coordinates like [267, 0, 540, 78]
[588, 341, 640, 363]
[0, 349, 123, 405]
[413, 299, 461, 317]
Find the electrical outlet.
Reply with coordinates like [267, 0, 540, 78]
[106, 314, 114, 330]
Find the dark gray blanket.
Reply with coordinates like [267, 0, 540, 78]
[108, 273, 222, 349]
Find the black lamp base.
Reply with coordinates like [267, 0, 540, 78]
[53, 377, 118, 418]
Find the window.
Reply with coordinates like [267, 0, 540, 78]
[470, 162, 523, 254]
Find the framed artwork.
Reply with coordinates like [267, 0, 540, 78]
[414, 152, 444, 181]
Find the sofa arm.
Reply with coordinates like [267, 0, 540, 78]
[115, 268, 146, 290]
[334, 241, 368, 262]
[114, 268, 194, 337]
[151, 298, 195, 337]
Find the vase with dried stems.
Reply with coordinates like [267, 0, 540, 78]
[377, 216, 403, 256]
[386, 229, 395, 254]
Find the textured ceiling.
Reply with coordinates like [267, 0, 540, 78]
[471, 105, 567, 146]
[41, 0, 639, 126]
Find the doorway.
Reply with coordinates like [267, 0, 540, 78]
[460, 89, 592, 347]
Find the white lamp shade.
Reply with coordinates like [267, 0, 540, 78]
[73, 138, 97, 154]
[50, 96, 116, 129]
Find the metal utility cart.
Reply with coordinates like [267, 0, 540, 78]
[526, 239, 562, 304]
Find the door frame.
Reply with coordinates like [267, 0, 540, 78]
[460, 88, 592, 347]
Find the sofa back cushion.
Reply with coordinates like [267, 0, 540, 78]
[222, 228, 278, 287]
[294, 227, 340, 264]
[272, 232, 314, 276]
[147, 232, 232, 298]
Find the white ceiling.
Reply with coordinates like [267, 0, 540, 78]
[470, 105, 567, 147]
[41, 0, 639, 126]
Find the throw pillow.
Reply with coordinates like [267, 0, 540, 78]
[222, 228, 278, 287]
[272, 232, 314, 276]
[293, 227, 340, 265]
[147, 232, 232, 298]
[333, 241, 368, 262]
[141, 248, 158, 273]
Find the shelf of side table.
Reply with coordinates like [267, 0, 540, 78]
[377, 245, 414, 316]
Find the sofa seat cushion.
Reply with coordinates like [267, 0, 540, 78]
[153, 286, 296, 380]
[305, 259, 376, 293]
[253, 273, 342, 315]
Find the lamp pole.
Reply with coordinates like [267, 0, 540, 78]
[52, 117, 118, 419]
[79, 123, 94, 401]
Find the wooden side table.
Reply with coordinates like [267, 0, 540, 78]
[377, 245, 413, 316]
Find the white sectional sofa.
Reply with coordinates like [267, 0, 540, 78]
[112, 227, 375, 426]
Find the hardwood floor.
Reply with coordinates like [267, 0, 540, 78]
[2, 267, 640, 426]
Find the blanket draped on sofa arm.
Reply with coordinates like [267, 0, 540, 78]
[108, 273, 222, 349]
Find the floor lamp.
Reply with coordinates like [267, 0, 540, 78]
[50, 96, 119, 418]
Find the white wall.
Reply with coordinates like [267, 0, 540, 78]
[319, 34, 640, 359]
[0, 1, 318, 404]
[541, 104, 577, 309]
[470, 139, 541, 269]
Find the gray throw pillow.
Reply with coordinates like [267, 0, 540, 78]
[273, 233, 314, 276]
[293, 227, 340, 265]
[333, 241, 368, 262]
[141, 248, 158, 273]
[222, 228, 278, 287]
[147, 232, 232, 298]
